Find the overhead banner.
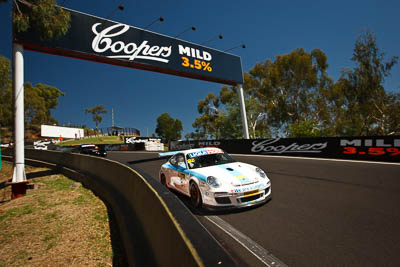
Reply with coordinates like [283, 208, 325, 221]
[170, 136, 400, 162]
[13, 7, 243, 85]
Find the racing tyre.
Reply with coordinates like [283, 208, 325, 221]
[160, 174, 168, 188]
[190, 182, 203, 208]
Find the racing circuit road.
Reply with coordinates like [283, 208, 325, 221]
[107, 151, 400, 267]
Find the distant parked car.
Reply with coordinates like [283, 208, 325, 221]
[75, 144, 107, 157]
[159, 147, 271, 209]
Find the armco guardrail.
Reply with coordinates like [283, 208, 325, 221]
[3, 149, 235, 266]
[170, 136, 400, 162]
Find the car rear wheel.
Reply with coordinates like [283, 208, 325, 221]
[190, 182, 202, 208]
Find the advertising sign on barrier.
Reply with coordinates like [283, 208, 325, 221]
[124, 136, 161, 144]
[13, 8, 243, 85]
[170, 136, 400, 162]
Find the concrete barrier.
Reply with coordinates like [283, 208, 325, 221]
[3, 149, 236, 266]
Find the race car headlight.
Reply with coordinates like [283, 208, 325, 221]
[256, 168, 267, 178]
[207, 176, 220, 188]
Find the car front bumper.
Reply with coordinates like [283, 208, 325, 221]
[202, 184, 271, 209]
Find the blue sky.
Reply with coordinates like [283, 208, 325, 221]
[1, 0, 399, 137]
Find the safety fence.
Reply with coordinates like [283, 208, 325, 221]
[2, 149, 235, 266]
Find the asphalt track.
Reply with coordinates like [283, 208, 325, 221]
[107, 151, 400, 267]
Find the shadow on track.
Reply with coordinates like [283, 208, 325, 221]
[131, 165, 269, 216]
[126, 157, 165, 165]
[181, 194, 270, 216]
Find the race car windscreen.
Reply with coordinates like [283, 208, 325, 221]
[186, 152, 236, 169]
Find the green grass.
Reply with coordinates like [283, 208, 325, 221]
[43, 233, 57, 242]
[45, 240, 57, 251]
[15, 250, 29, 260]
[44, 211, 58, 222]
[94, 211, 108, 223]
[40, 176, 75, 191]
[0, 206, 36, 222]
[59, 136, 124, 146]
[0, 172, 113, 266]
[0, 208, 19, 222]
[73, 195, 87, 205]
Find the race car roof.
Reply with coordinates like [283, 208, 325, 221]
[158, 147, 224, 158]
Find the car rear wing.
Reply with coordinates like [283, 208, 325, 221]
[158, 151, 183, 158]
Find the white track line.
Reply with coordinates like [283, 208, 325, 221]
[205, 216, 287, 267]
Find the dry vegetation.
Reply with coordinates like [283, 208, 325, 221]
[0, 161, 115, 266]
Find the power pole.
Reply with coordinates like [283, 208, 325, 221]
[112, 108, 114, 127]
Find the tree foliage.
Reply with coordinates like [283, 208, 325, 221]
[191, 48, 332, 139]
[155, 113, 183, 143]
[332, 30, 399, 135]
[189, 31, 399, 139]
[0, 56, 13, 127]
[11, 0, 71, 40]
[24, 82, 64, 125]
[0, 56, 64, 128]
[85, 105, 107, 129]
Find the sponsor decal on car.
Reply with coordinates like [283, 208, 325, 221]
[187, 148, 224, 158]
[233, 183, 266, 193]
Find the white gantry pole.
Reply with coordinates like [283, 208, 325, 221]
[236, 84, 250, 139]
[11, 43, 27, 198]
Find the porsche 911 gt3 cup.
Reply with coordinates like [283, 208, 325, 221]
[159, 147, 271, 209]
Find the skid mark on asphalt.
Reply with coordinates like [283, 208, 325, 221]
[205, 216, 287, 267]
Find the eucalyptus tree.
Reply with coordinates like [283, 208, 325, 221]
[334, 30, 398, 135]
[155, 113, 183, 142]
[191, 92, 222, 139]
[10, 0, 71, 40]
[85, 105, 107, 130]
[0, 56, 12, 127]
[1, 56, 64, 128]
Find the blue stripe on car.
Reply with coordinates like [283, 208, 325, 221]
[165, 162, 252, 184]
[165, 163, 207, 182]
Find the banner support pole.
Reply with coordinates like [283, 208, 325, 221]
[11, 43, 27, 198]
[236, 84, 249, 139]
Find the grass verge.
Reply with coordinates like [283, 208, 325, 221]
[0, 161, 115, 266]
[59, 136, 124, 146]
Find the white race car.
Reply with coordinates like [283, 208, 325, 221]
[159, 147, 271, 209]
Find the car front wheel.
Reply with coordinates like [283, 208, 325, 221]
[160, 174, 168, 188]
[190, 182, 202, 208]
